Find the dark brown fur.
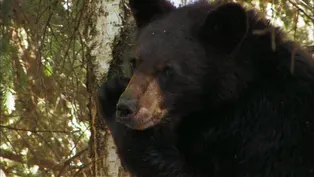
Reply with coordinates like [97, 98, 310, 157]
[98, 0, 314, 176]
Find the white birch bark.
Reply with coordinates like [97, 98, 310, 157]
[85, 0, 125, 176]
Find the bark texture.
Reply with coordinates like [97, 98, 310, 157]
[83, 0, 130, 176]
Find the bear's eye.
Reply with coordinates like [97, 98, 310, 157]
[130, 58, 137, 69]
[162, 66, 174, 77]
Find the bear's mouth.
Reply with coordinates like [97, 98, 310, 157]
[118, 107, 168, 130]
[123, 116, 156, 130]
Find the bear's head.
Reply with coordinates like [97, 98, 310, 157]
[116, 0, 252, 130]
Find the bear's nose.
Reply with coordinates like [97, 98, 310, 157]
[116, 98, 137, 121]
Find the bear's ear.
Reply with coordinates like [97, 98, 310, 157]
[129, 0, 175, 28]
[200, 3, 248, 53]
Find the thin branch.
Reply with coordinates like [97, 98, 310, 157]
[0, 129, 19, 155]
[35, 0, 59, 24]
[0, 125, 70, 133]
[0, 147, 88, 172]
[299, 0, 314, 11]
[0, 148, 61, 170]
[288, 0, 314, 23]
[57, 147, 89, 177]
[0, 148, 23, 164]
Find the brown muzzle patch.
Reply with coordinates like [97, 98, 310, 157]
[116, 72, 167, 130]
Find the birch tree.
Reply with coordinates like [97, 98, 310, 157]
[83, 0, 131, 176]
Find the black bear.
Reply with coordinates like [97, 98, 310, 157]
[98, 0, 314, 176]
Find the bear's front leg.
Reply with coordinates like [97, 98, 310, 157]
[110, 123, 196, 177]
[98, 76, 130, 130]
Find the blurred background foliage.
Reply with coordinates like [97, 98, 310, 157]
[0, 0, 313, 176]
[1, 0, 90, 176]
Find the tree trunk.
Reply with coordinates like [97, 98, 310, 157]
[83, 0, 130, 176]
